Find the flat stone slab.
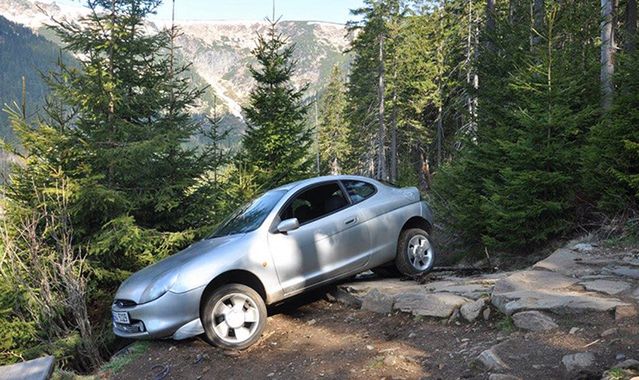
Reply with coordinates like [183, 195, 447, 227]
[394, 292, 470, 318]
[533, 249, 598, 277]
[605, 266, 639, 279]
[580, 279, 632, 295]
[492, 270, 627, 315]
[0, 356, 55, 380]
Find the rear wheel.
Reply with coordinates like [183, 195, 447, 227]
[395, 228, 435, 276]
[201, 284, 266, 350]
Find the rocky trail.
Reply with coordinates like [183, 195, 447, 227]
[106, 241, 639, 380]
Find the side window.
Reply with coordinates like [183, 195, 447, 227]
[281, 183, 348, 225]
[343, 180, 376, 204]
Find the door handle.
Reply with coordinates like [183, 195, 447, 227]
[344, 217, 358, 225]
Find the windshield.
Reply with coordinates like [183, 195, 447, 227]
[210, 190, 286, 238]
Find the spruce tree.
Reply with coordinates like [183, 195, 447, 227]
[317, 66, 349, 175]
[45, 0, 216, 232]
[241, 18, 311, 186]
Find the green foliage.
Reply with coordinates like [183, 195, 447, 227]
[586, 52, 639, 213]
[317, 66, 350, 175]
[432, 0, 602, 251]
[241, 18, 312, 187]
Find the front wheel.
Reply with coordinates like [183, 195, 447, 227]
[201, 284, 267, 350]
[395, 228, 435, 276]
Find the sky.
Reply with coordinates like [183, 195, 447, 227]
[53, 0, 365, 24]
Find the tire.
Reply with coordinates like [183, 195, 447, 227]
[201, 284, 267, 350]
[395, 228, 435, 276]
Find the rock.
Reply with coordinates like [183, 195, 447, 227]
[483, 307, 491, 321]
[512, 311, 558, 331]
[606, 266, 639, 280]
[361, 288, 394, 314]
[562, 352, 595, 373]
[447, 308, 461, 324]
[569, 327, 580, 334]
[394, 292, 470, 318]
[616, 353, 627, 361]
[461, 298, 486, 322]
[572, 243, 595, 252]
[306, 319, 317, 326]
[330, 288, 363, 308]
[601, 327, 618, 337]
[533, 249, 596, 276]
[492, 270, 626, 315]
[488, 375, 521, 380]
[616, 359, 639, 370]
[475, 347, 510, 371]
[615, 305, 637, 320]
[580, 279, 632, 295]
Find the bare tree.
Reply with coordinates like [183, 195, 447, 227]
[0, 175, 101, 370]
[601, 0, 615, 110]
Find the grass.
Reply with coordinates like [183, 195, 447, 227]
[605, 368, 627, 380]
[99, 341, 150, 375]
[496, 315, 515, 334]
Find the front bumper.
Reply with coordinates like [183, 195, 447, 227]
[112, 285, 205, 339]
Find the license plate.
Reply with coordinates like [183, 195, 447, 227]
[112, 311, 130, 324]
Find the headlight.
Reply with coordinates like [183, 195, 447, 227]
[139, 271, 178, 304]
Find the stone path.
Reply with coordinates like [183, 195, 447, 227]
[336, 241, 639, 379]
[339, 242, 639, 323]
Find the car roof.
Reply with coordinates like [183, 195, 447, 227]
[271, 175, 381, 193]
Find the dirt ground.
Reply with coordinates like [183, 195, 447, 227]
[106, 286, 639, 380]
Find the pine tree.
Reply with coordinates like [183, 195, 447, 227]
[45, 0, 215, 232]
[317, 66, 349, 175]
[241, 18, 311, 187]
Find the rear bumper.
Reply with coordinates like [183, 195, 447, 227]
[112, 285, 205, 340]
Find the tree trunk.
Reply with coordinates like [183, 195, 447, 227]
[412, 142, 430, 192]
[436, 106, 443, 166]
[627, 0, 637, 52]
[486, 0, 496, 36]
[601, 0, 615, 110]
[390, 98, 398, 183]
[532, 0, 545, 47]
[376, 33, 387, 180]
[465, 0, 478, 139]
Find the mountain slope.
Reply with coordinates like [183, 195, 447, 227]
[0, 14, 74, 141]
[0, 0, 353, 136]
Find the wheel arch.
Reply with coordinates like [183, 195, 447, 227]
[400, 216, 433, 235]
[199, 270, 267, 316]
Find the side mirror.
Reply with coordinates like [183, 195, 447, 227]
[277, 218, 300, 233]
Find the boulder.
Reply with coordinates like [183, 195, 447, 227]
[361, 288, 394, 314]
[579, 279, 632, 295]
[512, 311, 558, 332]
[475, 347, 510, 371]
[562, 352, 595, 373]
[460, 298, 487, 322]
[394, 292, 470, 318]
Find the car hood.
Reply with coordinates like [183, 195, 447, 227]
[115, 234, 243, 304]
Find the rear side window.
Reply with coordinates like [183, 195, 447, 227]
[342, 180, 376, 204]
[281, 183, 348, 225]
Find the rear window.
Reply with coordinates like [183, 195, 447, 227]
[342, 180, 376, 204]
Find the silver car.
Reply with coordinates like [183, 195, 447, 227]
[112, 175, 435, 349]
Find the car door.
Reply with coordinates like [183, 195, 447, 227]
[268, 181, 371, 295]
